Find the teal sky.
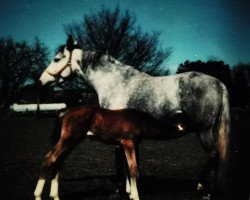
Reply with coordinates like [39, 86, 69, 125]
[0, 0, 249, 73]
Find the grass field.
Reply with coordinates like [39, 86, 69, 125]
[0, 109, 249, 200]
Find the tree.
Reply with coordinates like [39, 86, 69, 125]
[176, 60, 233, 90]
[64, 6, 171, 76]
[0, 36, 49, 106]
[231, 63, 250, 107]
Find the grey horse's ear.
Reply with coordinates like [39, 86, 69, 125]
[66, 34, 74, 50]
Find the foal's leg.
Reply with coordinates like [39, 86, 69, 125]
[50, 173, 59, 200]
[34, 147, 62, 200]
[125, 145, 140, 195]
[34, 178, 45, 200]
[125, 172, 131, 195]
[34, 130, 85, 200]
[122, 152, 131, 195]
[121, 140, 139, 200]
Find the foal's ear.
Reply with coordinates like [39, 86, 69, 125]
[66, 34, 74, 51]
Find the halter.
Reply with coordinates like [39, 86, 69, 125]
[45, 52, 73, 82]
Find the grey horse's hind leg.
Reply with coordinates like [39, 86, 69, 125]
[115, 145, 126, 187]
[198, 150, 219, 191]
[114, 143, 140, 196]
[197, 130, 219, 199]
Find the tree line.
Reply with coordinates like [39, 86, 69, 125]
[0, 6, 249, 111]
[0, 37, 49, 110]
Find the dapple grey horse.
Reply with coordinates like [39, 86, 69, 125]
[35, 35, 230, 200]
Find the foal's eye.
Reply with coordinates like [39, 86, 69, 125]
[54, 58, 60, 62]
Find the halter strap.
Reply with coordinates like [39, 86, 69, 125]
[45, 52, 73, 82]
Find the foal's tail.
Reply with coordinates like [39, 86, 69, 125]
[217, 85, 230, 189]
[51, 108, 68, 145]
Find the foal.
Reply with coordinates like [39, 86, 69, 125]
[34, 105, 186, 200]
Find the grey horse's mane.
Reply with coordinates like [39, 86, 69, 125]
[56, 44, 144, 76]
[56, 44, 116, 67]
[81, 51, 146, 78]
[82, 51, 120, 68]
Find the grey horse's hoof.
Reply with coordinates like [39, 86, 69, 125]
[202, 193, 211, 200]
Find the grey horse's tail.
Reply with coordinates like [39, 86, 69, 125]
[51, 108, 68, 145]
[217, 85, 230, 189]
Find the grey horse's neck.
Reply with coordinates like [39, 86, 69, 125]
[79, 51, 150, 108]
[81, 51, 149, 90]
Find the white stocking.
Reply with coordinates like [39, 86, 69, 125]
[34, 178, 45, 200]
[50, 173, 60, 200]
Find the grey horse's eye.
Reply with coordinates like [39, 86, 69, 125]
[54, 58, 60, 62]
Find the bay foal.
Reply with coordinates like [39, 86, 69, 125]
[34, 105, 186, 200]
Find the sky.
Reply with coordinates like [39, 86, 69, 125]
[0, 0, 250, 73]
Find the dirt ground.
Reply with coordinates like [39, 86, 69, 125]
[0, 109, 249, 200]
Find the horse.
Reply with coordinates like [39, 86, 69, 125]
[34, 105, 187, 200]
[38, 35, 230, 198]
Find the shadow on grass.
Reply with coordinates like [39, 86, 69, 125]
[59, 175, 198, 200]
